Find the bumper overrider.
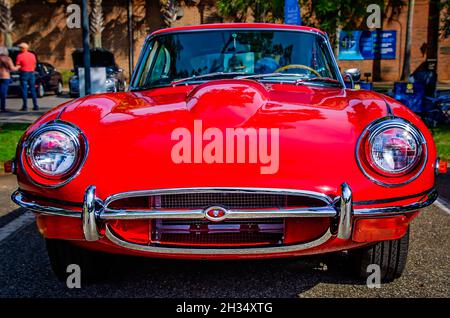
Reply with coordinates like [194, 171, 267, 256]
[12, 183, 437, 255]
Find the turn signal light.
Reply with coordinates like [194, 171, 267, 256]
[352, 216, 410, 243]
[437, 160, 448, 174]
[4, 160, 13, 173]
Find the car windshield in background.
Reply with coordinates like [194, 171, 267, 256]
[131, 30, 341, 89]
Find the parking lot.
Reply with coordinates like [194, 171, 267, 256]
[0, 94, 72, 124]
[0, 95, 449, 298]
[0, 183, 448, 298]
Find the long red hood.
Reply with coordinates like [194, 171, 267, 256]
[18, 80, 437, 203]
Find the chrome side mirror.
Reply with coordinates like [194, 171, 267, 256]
[343, 68, 361, 88]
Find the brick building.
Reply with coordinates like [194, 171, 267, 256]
[1, 0, 449, 82]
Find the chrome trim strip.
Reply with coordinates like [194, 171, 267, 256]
[353, 189, 438, 216]
[337, 183, 353, 239]
[353, 187, 434, 206]
[12, 186, 438, 220]
[82, 186, 100, 241]
[435, 157, 440, 176]
[100, 206, 337, 220]
[11, 190, 80, 217]
[104, 187, 335, 207]
[105, 225, 333, 255]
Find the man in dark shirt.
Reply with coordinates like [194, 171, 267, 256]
[16, 42, 39, 111]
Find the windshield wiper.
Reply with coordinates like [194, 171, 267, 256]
[171, 72, 247, 86]
[296, 77, 342, 87]
[237, 73, 307, 80]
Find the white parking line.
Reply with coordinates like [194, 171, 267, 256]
[0, 212, 35, 243]
[434, 198, 450, 215]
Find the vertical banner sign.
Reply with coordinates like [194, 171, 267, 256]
[285, 0, 302, 25]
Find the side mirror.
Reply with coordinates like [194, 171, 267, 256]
[343, 68, 361, 88]
[344, 68, 361, 82]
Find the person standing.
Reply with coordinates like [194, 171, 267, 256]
[0, 46, 20, 113]
[16, 42, 39, 111]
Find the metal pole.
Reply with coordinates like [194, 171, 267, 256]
[127, 0, 134, 78]
[82, 0, 91, 95]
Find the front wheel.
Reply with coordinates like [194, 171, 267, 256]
[45, 239, 111, 283]
[37, 83, 45, 98]
[55, 81, 63, 96]
[348, 229, 409, 283]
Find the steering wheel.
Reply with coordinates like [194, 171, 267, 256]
[274, 64, 321, 78]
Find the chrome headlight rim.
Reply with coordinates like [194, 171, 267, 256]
[21, 121, 88, 188]
[356, 117, 427, 187]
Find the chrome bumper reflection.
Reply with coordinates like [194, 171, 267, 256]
[11, 184, 438, 253]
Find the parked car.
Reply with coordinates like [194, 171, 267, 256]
[8, 47, 63, 98]
[69, 48, 126, 97]
[11, 24, 446, 283]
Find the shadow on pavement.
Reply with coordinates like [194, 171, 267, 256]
[0, 222, 364, 298]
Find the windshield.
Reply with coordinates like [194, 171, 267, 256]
[131, 30, 341, 90]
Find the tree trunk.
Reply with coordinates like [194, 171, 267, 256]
[426, 0, 439, 61]
[0, 0, 15, 48]
[401, 0, 414, 80]
[5, 32, 12, 47]
[90, 0, 104, 48]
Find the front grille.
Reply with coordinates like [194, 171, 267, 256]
[108, 192, 327, 210]
[161, 193, 286, 209]
[151, 219, 284, 247]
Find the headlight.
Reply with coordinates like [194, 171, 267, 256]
[22, 122, 87, 187]
[369, 127, 421, 174]
[357, 118, 427, 186]
[28, 130, 79, 177]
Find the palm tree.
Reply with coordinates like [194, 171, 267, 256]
[159, 0, 180, 27]
[90, 0, 104, 48]
[217, 0, 283, 23]
[401, 0, 415, 80]
[0, 0, 14, 47]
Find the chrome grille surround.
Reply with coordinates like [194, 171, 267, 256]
[100, 187, 337, 220]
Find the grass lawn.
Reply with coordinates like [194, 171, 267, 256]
[430, 124, 450, 162]
[0, 123, 29, 166]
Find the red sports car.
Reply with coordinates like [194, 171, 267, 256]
[11, 23, 447, 283]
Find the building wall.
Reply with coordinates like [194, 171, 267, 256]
[1, 0, 448, 82]
[337, 0, 448, 82]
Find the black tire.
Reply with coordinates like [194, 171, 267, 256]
[45, 239, 111, 283]
[37, 83, 45, 98]
[349, 229, 409, 283]
[55, 81, 63, 96]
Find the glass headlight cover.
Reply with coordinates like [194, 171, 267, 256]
[369, 127, 421, 174]
[23, 123, 86, 184]
[28, 130, 79, 177]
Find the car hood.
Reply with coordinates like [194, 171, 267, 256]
[28, 79, 435, 202]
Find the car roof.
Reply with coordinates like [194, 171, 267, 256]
[150, 23, 327, 37]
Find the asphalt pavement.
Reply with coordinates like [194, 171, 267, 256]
[0, 204, 448, 298]
[0, 94, 72, 124]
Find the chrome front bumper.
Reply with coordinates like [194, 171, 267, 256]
[11, 183, 437, 255]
